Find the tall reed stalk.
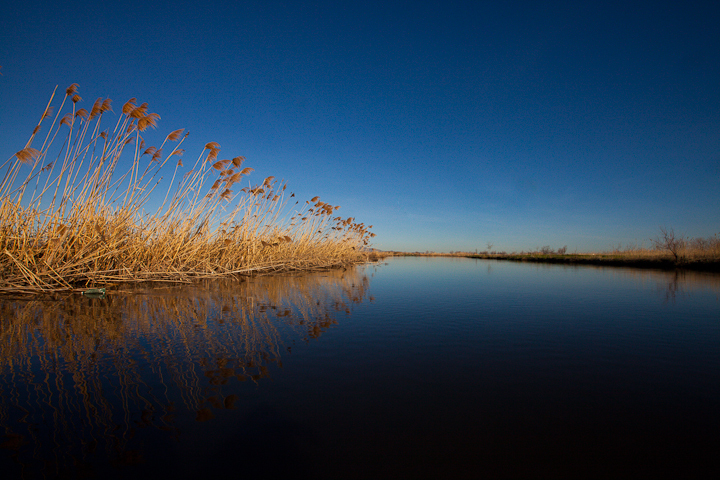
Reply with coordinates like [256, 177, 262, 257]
[0, 84, 375, 293]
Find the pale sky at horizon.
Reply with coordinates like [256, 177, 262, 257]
[1, 0, 719, 252]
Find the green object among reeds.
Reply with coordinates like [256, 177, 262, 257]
[82, 288, 106, 298]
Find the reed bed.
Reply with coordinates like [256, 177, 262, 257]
[0, 84, 375, 293]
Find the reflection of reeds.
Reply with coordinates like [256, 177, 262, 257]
[0, 84, 376, 293]
[0, 265, 372, 476]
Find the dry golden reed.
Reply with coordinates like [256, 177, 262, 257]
[0, 84, 376, 293]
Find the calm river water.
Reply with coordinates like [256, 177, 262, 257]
[1, 257, 719, 479]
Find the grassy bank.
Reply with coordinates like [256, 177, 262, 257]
[465, 252, 720, 272]
[386, 234, 720, 273]
[1, 85, 375, 294]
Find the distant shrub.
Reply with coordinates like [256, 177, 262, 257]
[651, 226, 685, 261]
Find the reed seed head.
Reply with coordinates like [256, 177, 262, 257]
[138, 113, 160, 131]
[130, 102, 149, 119]
[89, 98, 102, 119]
[15, 147, 41, 164]
[122, 98, 137, 115]
[101, 98, 112, 112]
[66, 83, 79, 96]
[213, 159, 230, 170]
[166, 129, 184, 142]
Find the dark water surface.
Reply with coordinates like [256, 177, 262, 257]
[1, 257, 719, 479]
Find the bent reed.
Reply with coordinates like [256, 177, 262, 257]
[1, 84, 375, 293]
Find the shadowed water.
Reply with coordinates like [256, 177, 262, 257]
[1, 257, 719, 479]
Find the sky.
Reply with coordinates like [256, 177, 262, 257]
[1, 0, 719, 253]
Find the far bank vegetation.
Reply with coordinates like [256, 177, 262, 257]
[387, 227, 720, 271]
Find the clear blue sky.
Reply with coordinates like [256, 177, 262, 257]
[2, 0, 719, 252]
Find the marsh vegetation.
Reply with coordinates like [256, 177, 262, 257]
[0, 84, 375, 294]
[388, 228, 720, 271]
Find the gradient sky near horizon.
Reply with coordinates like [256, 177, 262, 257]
[1, 0, 719, 252]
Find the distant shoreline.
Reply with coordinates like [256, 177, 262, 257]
[384, 252, 720, 273]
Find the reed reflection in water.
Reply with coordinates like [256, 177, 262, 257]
[0, 265, 371, 478]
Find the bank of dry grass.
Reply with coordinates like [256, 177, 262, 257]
[387, 234, 720, 272]
[0, 85, 375, 293]
[481, 235, 720, 270]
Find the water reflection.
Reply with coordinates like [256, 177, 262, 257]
[587, 264, 720, 302]
[0, 266, 372, 478]
[485, 258, 720, 302]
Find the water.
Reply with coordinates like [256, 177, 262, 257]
[1, 257, 719, 479]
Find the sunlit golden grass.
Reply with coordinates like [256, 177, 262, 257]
[0, 85, 376, 293]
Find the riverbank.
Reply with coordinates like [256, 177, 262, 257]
[466, 253, 720, 272]
[386, 251, 720, 273]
